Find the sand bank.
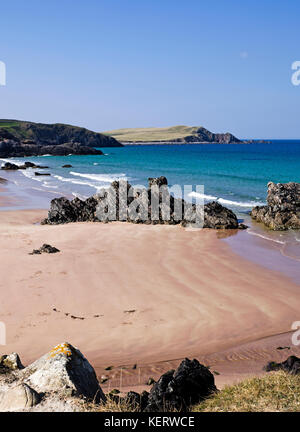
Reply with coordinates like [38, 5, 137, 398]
[0, 203, 299, 390]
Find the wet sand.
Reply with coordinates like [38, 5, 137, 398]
[0, 192, 299, 391]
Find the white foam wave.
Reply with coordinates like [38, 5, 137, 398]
[247, 229, 285, 245]
[189, 192, 265, 208]
[53, 174, 101, 190]
[70, 171, 128, 183]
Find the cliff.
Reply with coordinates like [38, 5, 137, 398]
[0, 120, 123, 157]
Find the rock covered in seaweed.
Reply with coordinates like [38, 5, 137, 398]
[251, 182, 300, 230]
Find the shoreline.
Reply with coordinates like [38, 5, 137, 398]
[0, 182, 299, 391]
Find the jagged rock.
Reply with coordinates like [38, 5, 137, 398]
[0, 177, 7, 183]
[0, 383, 40, 411]
[251, 182, 300, 230]
[143, 358, 217, 412]
[238, 223, 248, 229]
[23, 342, 106, 403]
[42, 177, 238, 229]
[42, 197, 78, 224]
[203, 201, 238, 229]
[264, 356, 300, 375]
[71, 197, 98, 222]
[30, 244, 60, 255]
[0, 353, 24, 372]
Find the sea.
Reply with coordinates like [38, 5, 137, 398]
[1, 140, 300, 282]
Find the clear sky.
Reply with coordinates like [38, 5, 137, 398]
[0, 0, 299, 139]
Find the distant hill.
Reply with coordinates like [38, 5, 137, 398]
[0, 120, 122, 147]
[0, 120, 122, 158]
[103, 125, 242, 144]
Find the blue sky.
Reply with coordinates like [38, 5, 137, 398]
[0, 0, 299, 138]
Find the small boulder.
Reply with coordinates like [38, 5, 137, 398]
[0, 383, 40, 412]
[23, 162, 36, 168]
[1, 162, 20, 170]
[123, 391, 149, 411]
[29, 244, 60, 255]
[23, 342, 106, 403]
[62, 164, 72, 168]
[35, 172, 51, 176]
[144, 358, 217, 412]
[0, 353, 24, 372]
[203, 201, 238, 229]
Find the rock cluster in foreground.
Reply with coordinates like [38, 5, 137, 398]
[251, 182, 300, 230]
[0, 343, 106, 412]
[0, 344, 216, 412]
[42, 176, 242, 229]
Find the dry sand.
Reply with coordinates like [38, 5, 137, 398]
[0, 202, 299, 391]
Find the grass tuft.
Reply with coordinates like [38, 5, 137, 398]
[192, 371, 300, 412]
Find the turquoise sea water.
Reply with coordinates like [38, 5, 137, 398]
[1, 140, 300, 281]
[2, 140, 300, 216]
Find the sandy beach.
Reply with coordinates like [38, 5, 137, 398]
[0, 183, 299, 392]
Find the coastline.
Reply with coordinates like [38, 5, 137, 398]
[0, 180, 299, 392]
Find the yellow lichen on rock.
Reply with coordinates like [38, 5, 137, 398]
[48, 343, 72, 359]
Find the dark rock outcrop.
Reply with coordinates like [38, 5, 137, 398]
[174, 128, 241, 144]
[62, 164, 72, 168]
[203, 201, 238, 229]
[1, 162, 20, 170]
[0, 140, 104, 158]
[1, 161, 48, 170]
[42, 177, 239, 229]
[30, 244, 60, 255]
[264, 356, 300, 375]
[143, 358, 217, 412]
[251, 182, 300, 230]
